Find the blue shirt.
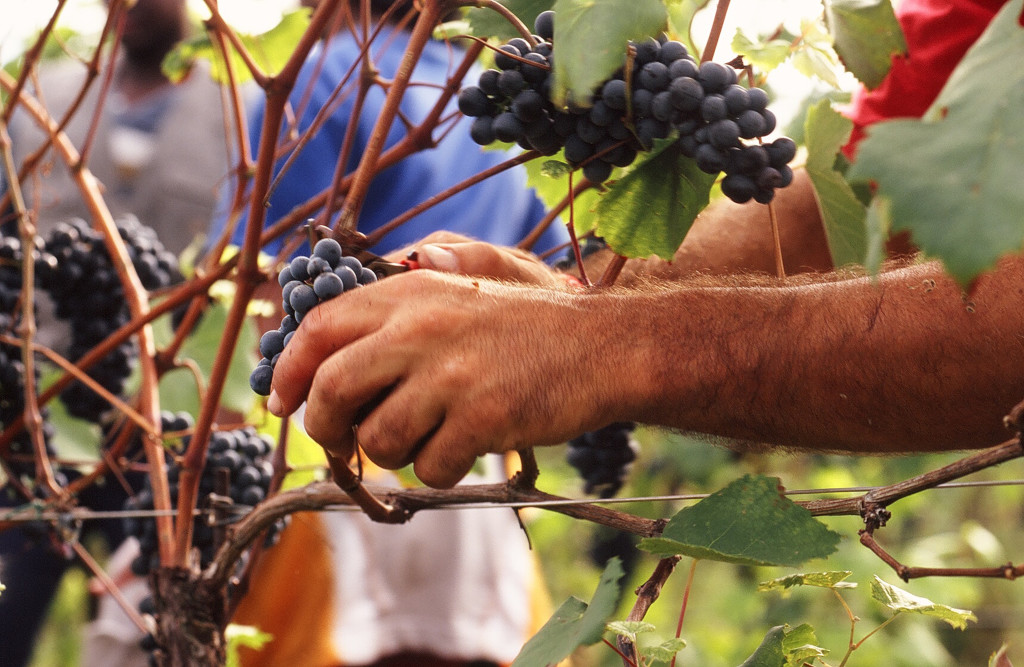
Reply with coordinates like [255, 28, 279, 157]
[212, 27, 564, 258]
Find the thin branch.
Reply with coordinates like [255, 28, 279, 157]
[617, 556, 682, 664]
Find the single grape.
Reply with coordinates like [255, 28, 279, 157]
[721, 173, 758, 203]
[582, 159, 613, 183]
[494, 44, 521, 70]
[534, 10, 555, 40]
[249, 364, 273, 396]
[470, 115, 496, 146]
[313, 271, 345, 300]
[708, 119, 740, 149]
[601, 79, 628, 111]
[697, 61, 736, 93]
[492, 112, 525, 143]
[478, 69, 501, 96]
[668, 76, 703, 112]
[289, 283, 319, 315]
[289, 256, 310, 282]
[638, 61, 670, 91]
[458, 86, 492, 117]
[658, 40, 689, 64]
[511, 89, 545, 122]
[259, 330, 285, 359]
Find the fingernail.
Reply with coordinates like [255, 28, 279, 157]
[418, 244, 459, 272]
[267, 390, 282, 416]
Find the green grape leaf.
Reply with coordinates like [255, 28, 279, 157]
[847, 0, 1024, 284]
[606, 620, 656, 641]
[594, 139, 716, 259]
[870, 576, 977, 630]
[644, 638, 688, 663]
[782, 624, 828, 667]
[157, 295, 259, 417]
[551, 0, 668, 106]
[824, 0, 906, 90]
[803, 99, 867, 267]
[510, 558, 625, 667]
[738, 625, 786, 667]
[524, 155, 602, 237]
[790, 18, 843, 87]
[638, 475, 841, 566]
[732, 29, 792, 74]
[758, 570, 856, 591]
[163, 9, 311, 84]
[465, 0, 554, 41]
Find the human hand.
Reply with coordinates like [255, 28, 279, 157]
[266, 270, 627, 487]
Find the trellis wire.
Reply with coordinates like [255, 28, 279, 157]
[4, 477, 1023, 524]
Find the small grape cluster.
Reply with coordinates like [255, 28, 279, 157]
[566, 422, 640, 498]
[0, 235, 57, 486]
[458, 10, 795, 203]
[39, 216, 182, 422]
[123, 414, 281, 575]
[250, 237, 378, 396]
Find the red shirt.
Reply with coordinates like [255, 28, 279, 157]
[844, 0, 1007, 156]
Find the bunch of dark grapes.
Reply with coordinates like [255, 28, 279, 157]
[0, 234, 59, 487]
[122, 415, 281, 575]
[458, 9, 795, 203]
[250, 237, 378, 396]
[38, 216, 182, 422]
[566, 422, 640, 498]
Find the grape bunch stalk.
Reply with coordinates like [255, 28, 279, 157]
[458, 9, 796, 204]
[249, 237, 380, 396]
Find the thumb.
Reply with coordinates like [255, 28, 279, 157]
[415, 242, 563, 287]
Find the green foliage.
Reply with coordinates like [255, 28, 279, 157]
[465, 0, 554, 41]
[737, 623, 829, 667]
[737, 625, 786, 667]
[163, 9, 311, 84]
[154, 296, 259, 418]
[824, 0, 905, 90]
[511, 558, 625, 667]
[847, 0, 1024, 283]
[550, 0, 667, 106]
[758, 570, 856, 591]
[789, 18, 844, 88]
[781, 624, 829, 667]
[525, 157, 602, 236]
[606, 621, 686, 665]
[594, 139, 717, 259]
[803, 99, 867, 267]
[225, 624, 273, 667]
[731, 29, 793, 74]
[639, 475, 841, 566]
[870, 576, 978, 630]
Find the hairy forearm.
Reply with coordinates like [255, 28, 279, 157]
[592, 256, 1024, 452]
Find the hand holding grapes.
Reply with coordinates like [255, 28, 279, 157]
[266, 270, 633, 487]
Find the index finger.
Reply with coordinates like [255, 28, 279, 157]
[266, 289, 381, 417]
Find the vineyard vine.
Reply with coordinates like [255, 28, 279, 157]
[1, 0, 1023, 665]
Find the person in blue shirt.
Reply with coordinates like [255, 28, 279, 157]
[208, 0, 564, 260]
